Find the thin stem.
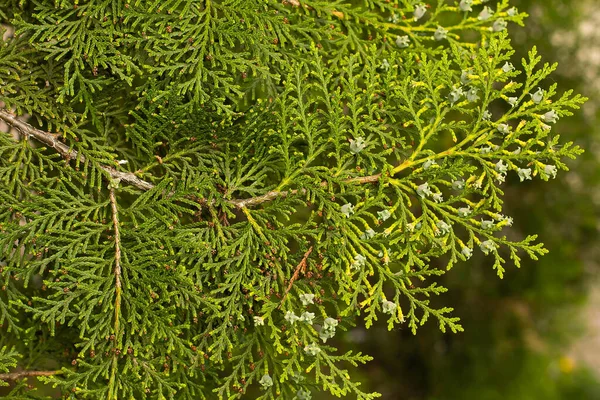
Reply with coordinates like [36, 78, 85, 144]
[346, 173, 381, 184]
[229, 189, 300, 208]
[0, 369, 61, 381]
[107, 187, 122, 400]
[231, 172, 383, 208]
[278, 246, 313, 309]
[0, 110, 154, 191]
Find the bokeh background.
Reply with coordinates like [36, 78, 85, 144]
[317, 1, 600, 398]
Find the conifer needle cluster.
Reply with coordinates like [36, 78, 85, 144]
[0, 0, 586, 398]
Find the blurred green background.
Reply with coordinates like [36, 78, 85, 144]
[317, 1, 600, 398]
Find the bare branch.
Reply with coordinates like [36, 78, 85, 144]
[278, 246, 313, 309]
[346, 173, 381, 184]
[0, 109, 154, 191]
[229, 189, 300, 208]
[108, 186, 122, 399]
[109, 187, 122, 335]
[228, 174, 382, 208]
[0, 369, 61, 381]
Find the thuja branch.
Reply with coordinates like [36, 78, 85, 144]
[0, 369, 61, 381]
[0, 110, 385, 208]
[0, 1, 586, 397]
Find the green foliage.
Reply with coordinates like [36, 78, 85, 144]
[0, 346, 19, 387]
[0, 0, 586, 398]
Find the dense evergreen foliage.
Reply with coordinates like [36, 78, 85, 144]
[0, 0, 586, 398]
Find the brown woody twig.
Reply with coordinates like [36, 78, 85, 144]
[107, 187, 123, 398]
[0, 109, 154, 190]
[0, 369, 61, 381]
[278, 246, 313, 309]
